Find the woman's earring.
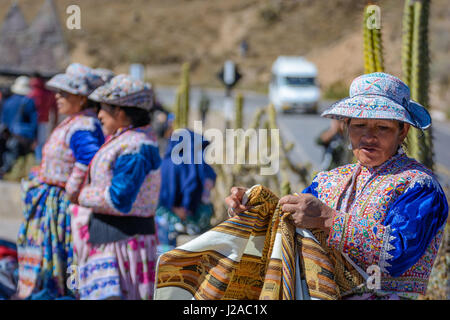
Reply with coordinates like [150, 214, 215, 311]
[347, 143, 353, 150]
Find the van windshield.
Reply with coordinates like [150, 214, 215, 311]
[282, 76, 315, 86]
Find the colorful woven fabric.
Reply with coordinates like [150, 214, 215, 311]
[46, 63, 105, 96]
[16, 179, 74, 299]
[88, 74, 154, 111]
[321, 72, 431, 130]
[155, 185, 279, 300]
[304, 229, 364, 297]
[154, 185, 364, 300]
[71, 205, 158, 300]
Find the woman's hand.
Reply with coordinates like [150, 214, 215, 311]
[279, 193, 336, 234]
[224, 187, 249, 217]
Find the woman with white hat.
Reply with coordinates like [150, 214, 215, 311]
[71, 74, 161, 300]
[16, 63, 106, 299]
[226, 72, 448, 299]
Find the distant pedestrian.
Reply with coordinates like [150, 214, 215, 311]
[0, 76, 37, 177]
[153, 110, 174, 157]
[198, 89, 210, 123]
[156, 129, 216, 254]
[27, 76, 58, 163]
[316, 119, 353, 171]
[239, 39, 249, 58]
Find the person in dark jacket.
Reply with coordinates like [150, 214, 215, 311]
[0, 76, 37, 176]
[27, 76, 57, 163]
[156, 128, 216, 254]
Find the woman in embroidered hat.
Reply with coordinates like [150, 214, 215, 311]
[71, 74, 162, 300]
[226, 72, 448, 299]
[16, 63, 106, 299]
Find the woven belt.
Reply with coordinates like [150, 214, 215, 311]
[88, 213, 155, 245]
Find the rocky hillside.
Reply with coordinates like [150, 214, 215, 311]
[1, 0, 449, 112]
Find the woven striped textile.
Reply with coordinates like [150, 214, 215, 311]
[154, 185, 364, 300]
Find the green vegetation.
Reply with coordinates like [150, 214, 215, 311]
[402, 0, 433, 170]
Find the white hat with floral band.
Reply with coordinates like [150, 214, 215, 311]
[321, 72, 431, 130]
[46, 63, 106, 96]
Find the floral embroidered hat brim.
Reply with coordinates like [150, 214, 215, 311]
[93, 68, 115, 83]
[88, 74, 154, 111]
[321, 72, 431, 130]
[45, 63, 106, 96]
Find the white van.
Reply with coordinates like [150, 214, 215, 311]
[268, 56, 320, 113]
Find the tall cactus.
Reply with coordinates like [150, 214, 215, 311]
[363, 4, 384, 73]
[232, 106, 262, 176]
[173, 86, 183, 129]
[402, 0, 433, 169]
[235, 93, 244, 129]
[176, 62, 190, 129]
[183, 62, 190, 128]
[402, 0, 414, 87]
[249, 108, 264, 130]
[266, 103, 294, 196]
[280, 178, 291, 197]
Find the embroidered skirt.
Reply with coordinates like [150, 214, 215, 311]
[16, 179, 74, 299]
[71, 205, 158, 300]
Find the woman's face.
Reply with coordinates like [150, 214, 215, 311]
[55, 91, 86, 115]
[98, 103, 121, 136]
[348, 118, 409, 167]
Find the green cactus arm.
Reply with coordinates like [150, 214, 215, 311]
[402, 0, 414, 86]
[372, 27, 384, 72]
[235, 93, 244, 129]
[411, 0, 433, 169]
